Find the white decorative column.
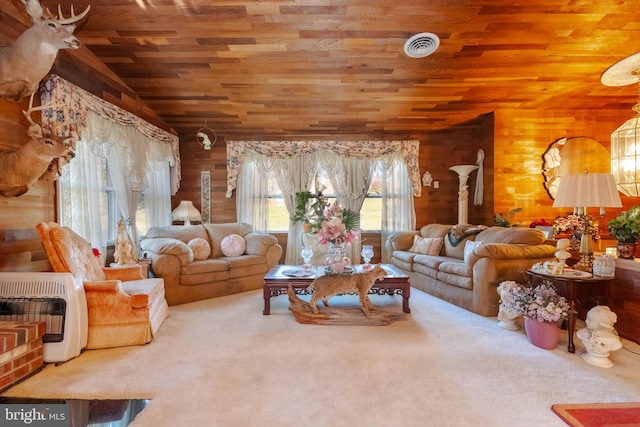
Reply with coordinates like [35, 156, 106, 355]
[449, 165, 479, 225]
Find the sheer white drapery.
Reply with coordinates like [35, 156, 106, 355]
[236, 151, 273, 231]
[378, 153, 416, 262]
[317, 151, 374, 263]
[273, 154, 317, 264]
[42, 75, 177, 250]
[56, 139, 108, 261]
[226, 140, 421, 198]
[144, 162, 173, 232]
[229, 141, 419, 265]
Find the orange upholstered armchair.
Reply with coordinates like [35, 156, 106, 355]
[37, 222, 169, 349]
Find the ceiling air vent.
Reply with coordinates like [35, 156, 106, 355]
[404, 32, 440, 58]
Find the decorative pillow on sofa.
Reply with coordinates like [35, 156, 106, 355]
[463, 240, 484, 264]
[409, 236, 443, 256]
[188, 238, 211, 261]
[220, 234, 246, 257]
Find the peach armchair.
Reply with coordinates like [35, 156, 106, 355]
[37, 222, 169, 349]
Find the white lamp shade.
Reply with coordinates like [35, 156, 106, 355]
[552, 173, 622, 209]
[171, 201, 202, 225]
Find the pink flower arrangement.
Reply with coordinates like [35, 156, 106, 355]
[311, 202, 360, 245]
[553, 214, 600, 240]
[499, 281, 570, 323]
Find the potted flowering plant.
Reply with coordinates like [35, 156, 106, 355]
[499, 280, 570, 349]
[292, 190, 327, 230]
[607, 206, 640, 259]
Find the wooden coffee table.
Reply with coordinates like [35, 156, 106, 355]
[263, 264, 410, 315]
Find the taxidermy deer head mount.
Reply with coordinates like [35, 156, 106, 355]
[0, 92, 77, 197]
[0, 0, 90, 101]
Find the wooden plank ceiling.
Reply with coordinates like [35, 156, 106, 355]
[32, 0, 640, 137]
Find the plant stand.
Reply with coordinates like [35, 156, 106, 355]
[449, 165, 479, 225]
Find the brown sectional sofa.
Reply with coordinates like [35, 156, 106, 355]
[140, 223, 282, 306]
[386, 224, 557, 316]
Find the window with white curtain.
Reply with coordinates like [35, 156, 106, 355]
[233, 144, 417, 265]
[266, 165, 383, 232]
[41, 75, 179, 258]
[57, 138, 172, 255]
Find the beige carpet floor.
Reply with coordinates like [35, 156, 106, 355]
[3, 287, 640, 427]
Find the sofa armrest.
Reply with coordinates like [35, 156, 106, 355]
[244, 232, 279, 256]
[386, 231, 419, 253]
[83, 280, 149, 309]
[474, 243, 557, 260]
[103, 265, 144, 281]
[140, 237, 194, 265]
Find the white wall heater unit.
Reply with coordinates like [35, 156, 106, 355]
[0, 272, 88, 363]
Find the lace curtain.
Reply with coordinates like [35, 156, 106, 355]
[379, 153, 416, 262]
[226, 140, 421, 198]
[41, 75, 177, 253]
[316, 151, 375, 263]
[230, 141, 418, 264]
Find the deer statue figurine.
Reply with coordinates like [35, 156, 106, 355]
[0, 0, 90, 101]
[0, 92, 76, 197]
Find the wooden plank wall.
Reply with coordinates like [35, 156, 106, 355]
[0, 4, 173, 272]
[609, 262, 640, 344]
[176, 118, 489, 229]
[493, 108, 639, 228]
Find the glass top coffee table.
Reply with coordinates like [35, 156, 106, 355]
[262, 264, 410, 315]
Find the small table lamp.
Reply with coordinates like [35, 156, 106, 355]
[171, 201, 202, 225]
[552, 172, 622, 272]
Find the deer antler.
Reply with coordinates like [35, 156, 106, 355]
[55, 4, 91, 25]
[20, 0, 45, 23]
[22, 92, 54, 126]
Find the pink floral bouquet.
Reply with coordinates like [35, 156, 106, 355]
[311, 202, 360, 245]
[553, 214, 600, 240]
[499, 281, 570, 323]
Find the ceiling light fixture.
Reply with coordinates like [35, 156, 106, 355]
[404, 32, 440, 58]
[601, 52, 640, 197]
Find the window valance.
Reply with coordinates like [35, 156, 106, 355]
[40, 74, 181, 192]
[226, 140, 421, 197]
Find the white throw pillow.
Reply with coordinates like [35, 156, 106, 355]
[463, 240, 483, 264]
[221, 234, 246, 257]
[188, 238, 211, 261]
[409, 236, 443, 256]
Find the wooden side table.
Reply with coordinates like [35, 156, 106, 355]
[525, 270, 612, 353]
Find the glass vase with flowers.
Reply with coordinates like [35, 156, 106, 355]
[308, 201, 360, 272]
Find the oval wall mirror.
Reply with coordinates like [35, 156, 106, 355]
[542, 136, 611, 199]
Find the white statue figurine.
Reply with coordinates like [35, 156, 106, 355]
[555, 238, 571, 270]
[497, 282, 520, 330]
[114, 218, 138, 265]
[576, 306, 622, 368]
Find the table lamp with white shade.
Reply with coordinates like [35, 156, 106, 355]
[552, 172, 622, 272]
[171, 201, 202, 225]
